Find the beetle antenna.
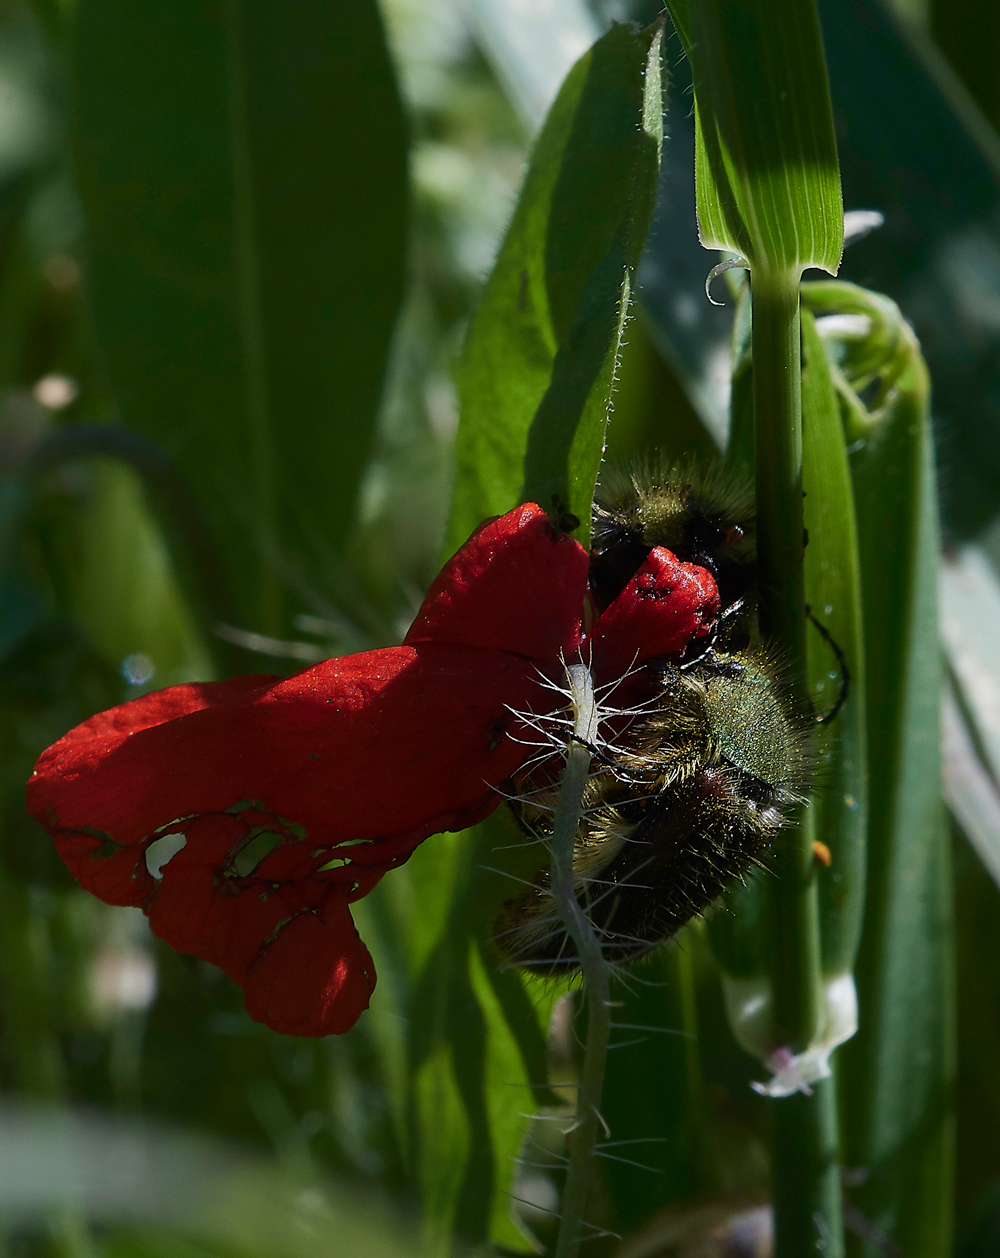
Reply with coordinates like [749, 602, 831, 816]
[806, 605, 850, 725]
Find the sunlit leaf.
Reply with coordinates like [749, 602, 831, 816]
[943, 686, 1000, 891]
[667, 0, 842, 278]
[941, 545, 1000, 790]
[39, 459, 211, 689]
[448, 19, 665, 551]
[465, 0, 600, 133]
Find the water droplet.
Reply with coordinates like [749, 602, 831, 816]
[122, 652, 155, 686]
[823, 604, 833, 616]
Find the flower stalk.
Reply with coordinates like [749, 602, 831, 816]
[550, 663, 612, 1258]
[752, 269, 820, 1050]
[752, 270, 844, 1257]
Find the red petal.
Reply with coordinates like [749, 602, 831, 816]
[54, 831, 150, 907]
[134, 812, 376, 1035]
[404, 502, 589, 661]
[242, 885, 376, 1036]
[49, 676, 275, 746]
[143, 814, 313, 980]
[28, 644, 547, 887]
[31, 677, 278, 907]
[584, 547, 719, 682]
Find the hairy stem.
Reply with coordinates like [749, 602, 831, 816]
[551, 664, 612, 1258]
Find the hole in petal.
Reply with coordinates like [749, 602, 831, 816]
[153, 815, 196, 835]
[225, 798, 267, 816]
[311, 838, 372, 859]
[145, 832, 187, 880]
[86, 833, 121, 859]
[225, 830, 283, 878]
[260, 912, 300, 948]
[317, 856, 351, 872]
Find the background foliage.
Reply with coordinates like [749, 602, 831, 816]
[3, 1, 1000, 1256]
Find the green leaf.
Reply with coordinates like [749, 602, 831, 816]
[952, 827, 1000, 1238]
[728, 280, 952, 1250]
[447, 19, 664, 552]
[73, 0, 408, 636]
[39, 459, 212, 688]
[649, 0, 1000, 538]
[668, 0, 843, 278]
[799, 305, 867, 978]
[706, 291, 870, 1258]
[357, 816, 558, 1254]
[831, 308, 954, 1256]
[598, 940, 706, 1231]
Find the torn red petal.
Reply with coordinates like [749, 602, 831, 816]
[55, 831, 151, 908]
[142, 814, 312, 981]
[585, 546, 720, 682]
[135, 812, 375, 1035]
[28, 644, 543, 871]
[49, 675, 275, 747]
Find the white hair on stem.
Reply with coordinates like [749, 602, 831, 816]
[541, 661, 616, 1258]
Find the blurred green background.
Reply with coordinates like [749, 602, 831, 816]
[4, 1, 1000, 1255]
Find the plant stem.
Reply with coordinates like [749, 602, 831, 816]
[551, 665, 612, 1258]
[751, 268, 843, 1256]
[770, 1077, 843, 1254]
[752, 267, 818, 1046]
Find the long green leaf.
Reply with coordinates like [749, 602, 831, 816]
[73, 0, 408, 636]
[820, 294, 955, 1257]
[397, 818, 559, 1254]
[667, 0, 842, 277]
[648, 0, 1000, 541]
[448, 19, 664, 551]
[799, 305, 868, 979]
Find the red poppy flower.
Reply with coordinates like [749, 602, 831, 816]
[26, 503, 719, 1037]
